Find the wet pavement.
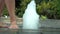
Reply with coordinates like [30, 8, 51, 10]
[0, 27, 60, 34]
[0, 28, 40, 34]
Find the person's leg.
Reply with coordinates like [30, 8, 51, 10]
[5, 0, 19, 29]
[0, 0, 5, 27]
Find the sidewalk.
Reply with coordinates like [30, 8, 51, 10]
[1, 17, 23, 26]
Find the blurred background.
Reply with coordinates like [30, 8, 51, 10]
[3, 0, 60, 19]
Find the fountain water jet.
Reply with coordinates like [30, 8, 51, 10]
[23, 0, 40, 29]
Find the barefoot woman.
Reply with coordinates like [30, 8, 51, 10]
[0, 0, 19, 29]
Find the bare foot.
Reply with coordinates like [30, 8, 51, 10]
[9, 24, 19, 29]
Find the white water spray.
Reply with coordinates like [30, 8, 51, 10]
[23, 0, 39, 29]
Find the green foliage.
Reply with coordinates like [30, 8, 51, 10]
[16, 0, 31, 17]
[3, 7, 9, 16]
[3, 0, 60, 19]
[36, 0, 60, 19]
[41, 15, 47, 20]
